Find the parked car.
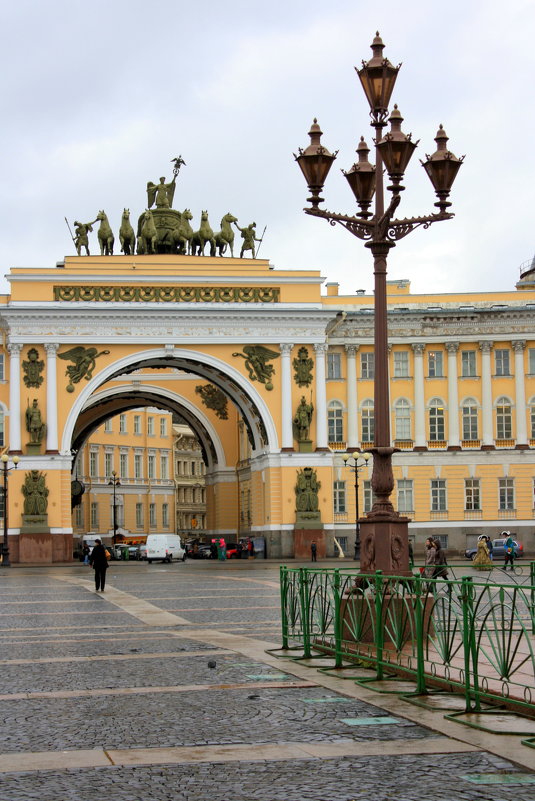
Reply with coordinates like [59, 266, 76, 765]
[138, 544, 148, 560]
[186, 543, 212, 559]
[147, 534, 186, 563]
[465, 538, 523, 560]
[225, 543, 240, 559]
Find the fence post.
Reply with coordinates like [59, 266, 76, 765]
[299, 567, 312, 659]
[333, 569, 343, 668]
[413, 572, 427, 695]
[374, 570, 384, 681]
[280, 565, 289, 650]
[531, 562, 535, 636]
[460, 576, 480, 712]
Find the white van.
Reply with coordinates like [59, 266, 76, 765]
[146, 534, 186, 564]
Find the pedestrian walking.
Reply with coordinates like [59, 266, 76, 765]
[311, 541, 317, 562]
[82, 544, 90, 565]
[485, 536, 494, 561]
[473, 535, 492, 569]
[432, 539, 448, 579]
[247, 539, 254, 559]
[503, 531, 515, 571]
[89, 538, 109, 592]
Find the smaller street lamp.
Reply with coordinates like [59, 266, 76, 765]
[341, 452, 371, 561]
[1, 453, 20, 568]
[108, 470, 121, 546]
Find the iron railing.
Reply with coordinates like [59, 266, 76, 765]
[279, 564, 535, 716]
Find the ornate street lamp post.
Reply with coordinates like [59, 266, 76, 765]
[295, 33, 463, 575]
[342, 452, 370, 560]
[1, 453, 20, 567]
[108, 470, 121, 547]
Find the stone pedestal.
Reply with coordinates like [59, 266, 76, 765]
[294, 525, 325, 559]
[358, 515, 412, 577]
[25, 443, 42, 456]
[20, 514, 50, 534]
[13, 532, 73, 563]
[340, 592, 435, 644]
[297, 440, 313, 453]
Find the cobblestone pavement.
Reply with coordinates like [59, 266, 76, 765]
[0, 560, 534, 801]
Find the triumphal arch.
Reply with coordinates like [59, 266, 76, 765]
[1, 173, 339, 561]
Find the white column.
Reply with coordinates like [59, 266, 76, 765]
[512, 340, 528, 447]
[314, 344, 328, 450]
[345, 345, 358, 450]
[45, 343, 59, 453]
[446, 341, 460, 449]
[7, 343, 22, 452]
[412, 343, 426, 449]
[479, 341, 494, 448]
[280, 343, 294, 450]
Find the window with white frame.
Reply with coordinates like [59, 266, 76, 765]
[431, 479, 447, 511]
[462, 399, 479, 440]
[461, 350, 476, 377]
[160, 417, 168, 437]
[361, 352, 375, 379]
[394, 399, 411, 440]
[465, 478, 480, 510]
[90, 451, 98, 478]
[428, 350, 444, 377]
[119, 414, 127, 434]
[499, 477, 514, 511]
[496, 397, 512, 439]
[134, 453, 143, 479]
[148, 454, 156, 479]
[135, 503, 143, 528]
[104, 452, 113, 478]
[0, 411, 4, 447]
[162, 503, 169, 528]
[104, 419, 112, 433]
[328, 401, 344, 443]
[149, 503, 157, 527]
[531, 403, 535, 439]
[495, 349, 510, 376]
[363, 480, 373, 513]
[120, 452, 128, 478]
[90, 502, 98, 529]
[361, 400, 374, 443]
[397, 479, 413, 513]
[134, 415, 141, 435]
[0, 354, 4, 380]
[327, 352, 342, 379]
[393, 350, 409, 378]
[160, 453, 169, 480]
[529, 349, 535, 375]
[147, 416, 154, 436]
[429, 399, 445, 441]
[75, 504, 83, 527]
[333, 480, 346, 513]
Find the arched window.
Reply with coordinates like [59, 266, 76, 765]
[394, 399, 411, 440]
[496, 396, 512, 439]
[428, 398, 445, 441]
[361, 400, 374, 443]
[328, 401, 344, 443]
[462, 398, 478, 440]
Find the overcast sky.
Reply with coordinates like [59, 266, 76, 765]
[1, 0, 533, 297]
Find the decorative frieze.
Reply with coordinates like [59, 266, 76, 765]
[53, 285, 280, 303]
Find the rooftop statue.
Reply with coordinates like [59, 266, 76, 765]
[235, 221, 264, 259]
[146, 156, 185, 210]
[119, 209, 136, 256]
[96, 210, 114, 256]
[72, 218, 97, 256]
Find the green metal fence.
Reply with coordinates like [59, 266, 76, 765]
[279, 563, 535, 716]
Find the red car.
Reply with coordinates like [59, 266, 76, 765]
[225, 543, 240, 559]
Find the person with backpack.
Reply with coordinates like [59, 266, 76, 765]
[432, 539, 448, 579]
[503, 531, 515, 571]
[89, 538, 109, 592]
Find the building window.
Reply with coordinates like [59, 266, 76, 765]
[148, 454, 156, 479]
[120, 453, 128, 478]
[327, 352, 342, 379]
[160, 417, 168, 437]
[149, 503, 157, 527]
[134, 454, 143, 479]
[162, 503, 169, 528]
[134, 415, 141, 435]
[428, 399, 445, 441]
[0, 412, 4, 447]
[397, 479, 413, 513]
[363, 480, 373, 513]
[90, 502, 99, 529]
[499, 477, 514, 511]
[462, 400, 478, 440]
[394, 399, 411, 440]
[75, 504, 83, 528]
[333, 480, 346, 513]
[428, 350, 443, 377]
[361, 352, 375, 379]
[135, 503, 143, 528]
[393, 351, 409, 378]
[461, 350, 476, 377]
[104, 452, 113, 478]
[160, 454, 169, 480]
[531, 402, 535, 438]
[496, 397, 512, 439]
[431, 479, 447, 511]
[529, 349, 535, 375]
[147, 416, 154, 436]
[328, 401, 344, 443]
[90, 451, 98, 478]
[104, 419, 112, 433]
[465, 478, 480, 510]
[495, 349, 510, 376]
[119, 414, 127, 434]
[191, 461, 196, 476]
[0, 354, 4, 380]
[361, 400, 374, 443]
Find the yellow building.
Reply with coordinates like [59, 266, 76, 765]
[0, 252, 534, 562]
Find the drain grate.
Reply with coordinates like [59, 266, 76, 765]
[341, 716, 399, 726]
[462, 774, 535, 785]
[303, 697, 349, 704]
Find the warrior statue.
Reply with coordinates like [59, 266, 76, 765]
[293, 396, 314, 443]
[22, 470, 49, 516]
[146, 156, 186, 210]
[25, 399, 46, 445]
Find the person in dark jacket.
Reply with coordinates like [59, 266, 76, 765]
[432, 539, 448, 579]
[89, 539, 109, 592]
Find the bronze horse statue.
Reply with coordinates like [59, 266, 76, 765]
[119, 208, 135, 256]
[96, 210, 114, 256]
[137, 210, 158, 255]
[214, 213, 238, 257]
[192, 210, 216, 256]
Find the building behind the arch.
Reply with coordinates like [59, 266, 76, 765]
[1, 252, 535, 563]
